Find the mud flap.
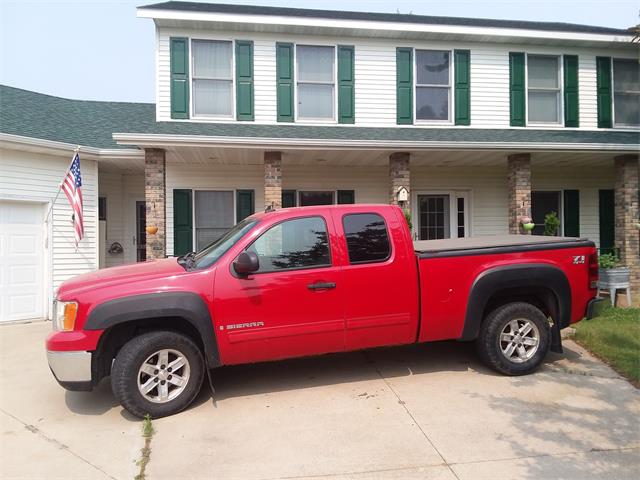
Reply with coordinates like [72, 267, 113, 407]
[550, 322, 563, 353]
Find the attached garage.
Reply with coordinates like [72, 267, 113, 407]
[0, 200, 46, 322]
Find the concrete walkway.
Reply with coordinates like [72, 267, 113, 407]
[0, 321, 638, 479]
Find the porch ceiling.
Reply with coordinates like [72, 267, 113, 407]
[166, 146, 619, 168]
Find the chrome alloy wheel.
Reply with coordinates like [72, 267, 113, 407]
[137, 349, 191, 403]
[499, 318, 540, 364]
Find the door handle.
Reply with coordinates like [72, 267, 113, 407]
[307, 282, 336, 290]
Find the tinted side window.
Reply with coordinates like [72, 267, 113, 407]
[343, 213, 391, 264]
[247, 216, 331, 272]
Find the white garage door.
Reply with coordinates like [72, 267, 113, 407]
[0, 201, 46, 322]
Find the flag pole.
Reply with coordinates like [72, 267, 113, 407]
[44, 146, 81, 225]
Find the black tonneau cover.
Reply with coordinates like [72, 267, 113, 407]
[415, 235, 595, 259]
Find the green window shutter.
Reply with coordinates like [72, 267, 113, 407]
[236, 189, 255, 222]
[338, 45, 355, 124]
[235, 40, 254, 121]
[509, 52, 526, 126]
[396, 47, 413, 125]
[276, 42, 294, 122]
[563, 55, 579, 127]
[598, 189, 615, 253]
[173, 189, 193, 256]
[596, 57, 612, 128]
[337, 190, 355, 204]
[454, 50, 471, 126]
[170, 37, 189, 120]
[282, 190, 297, 208]
[563, 190, 580, 237]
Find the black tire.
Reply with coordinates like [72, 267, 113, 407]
[476, 302, 551, 376]
[111, 331, 205, 419]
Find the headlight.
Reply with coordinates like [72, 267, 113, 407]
[54, 301, 78, 331]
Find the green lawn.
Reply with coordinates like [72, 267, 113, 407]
[574, 306, 640, 386]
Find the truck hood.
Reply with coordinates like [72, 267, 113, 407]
[57, 258, 186, 299]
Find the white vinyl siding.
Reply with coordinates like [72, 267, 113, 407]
[0, 148, 98, 317]
[155, 28, 638, 131]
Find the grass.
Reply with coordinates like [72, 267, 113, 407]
[574, 306, 640, 386]
[134, 414, 155, 480]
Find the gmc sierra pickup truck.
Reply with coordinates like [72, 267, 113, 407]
[47, 204, 602, 418]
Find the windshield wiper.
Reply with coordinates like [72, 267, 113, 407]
[177, 251, 197, 270]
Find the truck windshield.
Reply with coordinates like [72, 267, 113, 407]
[192, 218, 259, 269]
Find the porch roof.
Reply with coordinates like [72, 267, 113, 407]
[115, 123, 640, 152]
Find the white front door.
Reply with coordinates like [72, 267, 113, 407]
[413, 191, 470, 241]
[0, 201, 45, 322]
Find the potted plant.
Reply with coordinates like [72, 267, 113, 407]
[403, 209, 413, 231]
[520, 216, 535, 234]
[543, 211, 560, 236]
[598, 253, 631, 305]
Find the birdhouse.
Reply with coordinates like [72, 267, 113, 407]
[396, 186, 409, 203]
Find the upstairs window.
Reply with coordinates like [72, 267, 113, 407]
[415, 50, 451, 122]
[527, 55, 561, 124]
[296, 45, 335, 120]
[613, 59, 640, 127]
[192, 40, 233, 117]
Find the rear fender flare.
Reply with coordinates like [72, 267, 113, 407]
[460, 264, 571, 342]
[84, 292, 220, 368]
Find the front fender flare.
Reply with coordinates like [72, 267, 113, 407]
[84, 292, 220, 368]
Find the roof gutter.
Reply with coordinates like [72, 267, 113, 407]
[136, 8, 634, 45]
[112, 132, 639, 153]
[0, 133, 144, 160]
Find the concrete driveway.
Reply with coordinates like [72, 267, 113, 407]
[0, 321, 638, 480]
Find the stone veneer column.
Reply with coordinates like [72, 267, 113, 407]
[508, 153, 532, 234]
[264, 151, 282, 210]
[145, 148, 166, 260]
[614, 154, 639, 303]
[389, 152, 411, 211]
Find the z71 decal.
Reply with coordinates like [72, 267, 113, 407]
[573, 255, 586, 264]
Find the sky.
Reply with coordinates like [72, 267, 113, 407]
[1, 0, 638, 103]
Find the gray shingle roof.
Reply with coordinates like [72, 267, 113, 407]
[0, 85, 155, 149]
[140, 1, 631, 35]
[1, 85, 638, 150]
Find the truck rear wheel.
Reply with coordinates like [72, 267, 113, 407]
[111, 331, 205, 419]
[476, 302, 550, 376]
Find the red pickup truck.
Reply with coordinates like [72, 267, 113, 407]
[47, 204, 602, 418]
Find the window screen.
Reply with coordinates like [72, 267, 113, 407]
[247, 216, 331, 272]
[527, 55, 560, 124]
[192, 40, 233, 117]
[194, 190, 234, 251]
[297, 45, 335, 120]
[415, 50, 451, 121]
[613, 59, 640, 127]
[343, 213, 391, 264]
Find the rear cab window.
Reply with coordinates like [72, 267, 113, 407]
[342, 213, 391, 264]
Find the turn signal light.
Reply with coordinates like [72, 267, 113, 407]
[588, 252, 599, 290]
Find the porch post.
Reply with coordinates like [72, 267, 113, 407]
[507, 153, 531, 234]
[145, 148, 166, 260]
[389, 152, 411, 211]
[614, 154, 639, 304]
[264, 151, 282, 210]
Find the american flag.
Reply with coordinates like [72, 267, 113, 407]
[61, 153, 84, 246]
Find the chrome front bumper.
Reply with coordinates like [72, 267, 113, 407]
[47, 350, 93, 391]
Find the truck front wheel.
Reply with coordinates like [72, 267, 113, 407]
[476, 302, 550, 376]
[111, 331, 205, 418]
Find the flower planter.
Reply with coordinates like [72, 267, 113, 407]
[598, 267, 630, 289]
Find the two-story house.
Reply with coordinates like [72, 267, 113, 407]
[0, 1, 638, 322]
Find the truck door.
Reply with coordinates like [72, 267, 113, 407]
[334, 210, 419, 350]
[213, 214, 345, 364]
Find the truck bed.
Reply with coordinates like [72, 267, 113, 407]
[414, 235, 594, 258]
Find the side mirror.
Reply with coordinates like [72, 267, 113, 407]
[233, 251, 259, 276]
